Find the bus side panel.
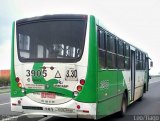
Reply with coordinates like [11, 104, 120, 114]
[11, 22, 24, 98]
[75, 15, 98, 103]
[117, 70, 128, 106]
[96, 70, 129, 119]
[97, 70, 122, 119]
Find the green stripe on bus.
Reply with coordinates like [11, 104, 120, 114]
[21, 62, 74, 98]
[11, 22, 24, 97]
[75, 15, 97, 102]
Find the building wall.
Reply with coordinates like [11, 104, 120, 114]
[0, 70, 10, 78]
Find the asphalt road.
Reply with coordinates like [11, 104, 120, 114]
[0, 77, 160, 121]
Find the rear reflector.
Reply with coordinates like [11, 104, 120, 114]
[83, 110, 89, 113]
[77, 105, 80, 109]
[12, 103, 17, 106]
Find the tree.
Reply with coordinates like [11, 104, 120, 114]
[0, 76, 10, 86]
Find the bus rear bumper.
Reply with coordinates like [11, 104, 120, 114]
[11, 97, 96, 119]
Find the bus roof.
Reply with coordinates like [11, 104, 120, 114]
[16, 14, 88, 25]
[95, 16, 148, 57]
[16, 14, 149, 57]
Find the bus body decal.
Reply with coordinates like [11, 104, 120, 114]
[75, 15, 97, 102]
[11, 22, 24, 97]
[19, 62, 74, 98]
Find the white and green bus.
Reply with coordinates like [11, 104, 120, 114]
[11, 14, 152, 119]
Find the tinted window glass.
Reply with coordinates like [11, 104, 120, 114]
[17, 19, 87, 62]
[118, 40, 124, 55]
[125, 58, 130, 69]
[107, 52, 116, 69]
[98, 30, 105, 50]
[107, 35, 115, 53]
[99, 51, 106, 69]
[125, 44, 130, 57]
[98, 28, 106, 69]
[117, 55, 124, 69]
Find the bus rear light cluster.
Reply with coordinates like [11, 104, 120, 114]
[76, 105, 89, 113]
[75, 79, 85, 93]
[74, 79, 85, 96]
[16, 77, 22, 88]
[12, 100, 21, 106]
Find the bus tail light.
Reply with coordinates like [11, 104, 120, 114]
[16, 77, 20, 83]
[18, 83, 22, 88]
[80, 79, 85, 85]
[77, 85, 82, 91]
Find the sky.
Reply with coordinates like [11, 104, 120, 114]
[0, 0, 160, 75]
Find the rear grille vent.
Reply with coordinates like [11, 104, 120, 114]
[22, 106, 43, 110]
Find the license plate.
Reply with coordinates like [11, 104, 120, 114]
[41, 92, 56, 99]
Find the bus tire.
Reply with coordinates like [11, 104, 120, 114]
[118, 93, 127, 117]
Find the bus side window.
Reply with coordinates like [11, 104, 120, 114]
[117, 40, 124, 69]
[142, 53, 146, 70]
[125, 44, 130, 69]
[139, 52, 143, 70]
[106, 35, 116, 69]
[136, 50, 142, 70]
[98, 28, 106, 69]
[98, 29, 105, 50]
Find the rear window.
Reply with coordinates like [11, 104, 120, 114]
[17, 17, 87, 62]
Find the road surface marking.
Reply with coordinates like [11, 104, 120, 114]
[38, 115, 53, 121]
[0, 92, 9, 96]
[0, 102, 10, 106]
[2, 113, 45, 121]
[150, 80, 160, 84]
[2, 114, 27, 121]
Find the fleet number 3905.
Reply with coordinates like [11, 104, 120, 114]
[26, 70, 47, 77]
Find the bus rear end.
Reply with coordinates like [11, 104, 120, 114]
[10, 14, 98, 119]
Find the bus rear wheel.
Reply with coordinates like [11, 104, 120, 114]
[118, 93, 127, 117]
